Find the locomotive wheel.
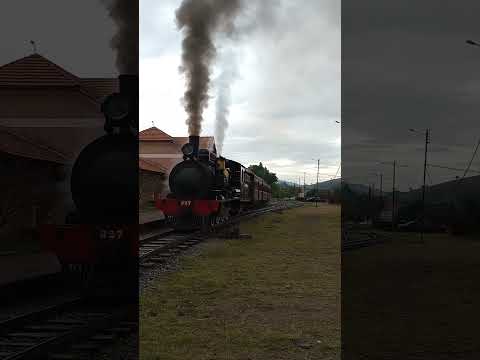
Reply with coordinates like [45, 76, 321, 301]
[200, 216, 210, 233]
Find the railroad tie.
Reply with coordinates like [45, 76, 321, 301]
[0, 340, 38, 346]
[149, 255, 171, 262]
[118, 321, 137, 327]
[9, 332, 57, 338]
[47, 319, 86, 325]
[109, 327, 132, 334]
[71, 342, 99, 351]
[26, 325, 72, 331]
[185, 239, 199, 244]
[90, 334, 116, 342]
[49, 354, 83, 360]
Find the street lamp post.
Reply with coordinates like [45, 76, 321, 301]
[303, 172, 306, 200]
[310, 159, 321, 207]
[379, 173, 383, 199]
[409, 128, 430, 241]
[392, 160, 396, 231]
[316, 159, 319, 208]
[379, 161, 407, 231]
[466, 39, 480, 46]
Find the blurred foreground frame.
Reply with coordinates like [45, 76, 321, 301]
[342, 0, 480, 358]
[0, 0, 139, 359]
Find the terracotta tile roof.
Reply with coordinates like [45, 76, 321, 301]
[173, 136, 215, 150]
[0, 54, 80, 87]
[80, 78, 119, 102]
[4, 126, 103, 162]
[145, 157, 183, 173]
[0, 54, 118, 103]
[139, 127, 174, 141]
[139, 128, 216, 174]
[0, 54, 119, 163]
[0, 126, 68, 164]
[139, 158, 167, 174]
[139, 127, 215, 152]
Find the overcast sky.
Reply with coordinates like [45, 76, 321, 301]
[0, 0, 339, 184]
[343, 0, 480, 191]
[0, 0, 117, 77]
[140, 0, 341, 184]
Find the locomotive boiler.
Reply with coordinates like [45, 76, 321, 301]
[39, 75, 139, 272]
[157, 135, 272, 229]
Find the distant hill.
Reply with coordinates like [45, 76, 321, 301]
[278, 178, 341, 191]
[340, 181, 370, 194]
[396, 174, 480, 205]
[343, 175, 480, 202]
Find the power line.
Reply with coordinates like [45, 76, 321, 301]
[333, 164, 341, 179]
[462, 139, 480, 178]
[427, 163, 480, 174]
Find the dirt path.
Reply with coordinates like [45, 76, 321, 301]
[140, 203, 340, 360]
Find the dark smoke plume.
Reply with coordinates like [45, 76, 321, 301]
[102, 0, 139, 74]
[176, 0, 242, 136]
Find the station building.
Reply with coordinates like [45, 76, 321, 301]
[0, 53, 117, 243]
[139, 126, 216, 199]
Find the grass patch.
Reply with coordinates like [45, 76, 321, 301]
[140, 203, 340, 360]
[343, 230, 480, 359]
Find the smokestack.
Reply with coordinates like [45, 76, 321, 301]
[189, 135, 200, 158]
[119, 74, 138, 96]
[102, 76, 137, 133]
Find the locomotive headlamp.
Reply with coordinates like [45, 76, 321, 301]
[101, 93, 130, 121]
[181, 143, 195, 157]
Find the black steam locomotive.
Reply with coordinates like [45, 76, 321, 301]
[40, 75, 139, 275]
[156, 135, 271, 228]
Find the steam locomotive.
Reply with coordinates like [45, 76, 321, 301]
[156, 135, 271, 229]
[39, 75, 138, 286]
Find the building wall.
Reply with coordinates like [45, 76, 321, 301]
[139, 169, 166, 208]
[0, 152, 72, 242]
[139, 141, 179, 155]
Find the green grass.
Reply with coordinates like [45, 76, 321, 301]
[343, 230, 480, 359]
[140, 203, 340, 360]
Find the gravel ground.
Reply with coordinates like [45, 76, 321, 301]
[92, 332, 139, 360]
[0, 278, 81, 321]
[140, 236, 224, 292]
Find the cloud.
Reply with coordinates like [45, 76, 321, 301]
[342, 0, 480, 189]
[0, 0, 117, 76]
[140, 0, 340, 180]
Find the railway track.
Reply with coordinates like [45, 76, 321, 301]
[0, 297, 136, 360]
[1, 201, 300, 358]
[140, 201, 302, 266]
[342, 229, 389, 252]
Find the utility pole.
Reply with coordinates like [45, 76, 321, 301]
[380, 173, 383, 199]
[316, 159, 320, 208]
[392, 160, 396, 231]
[421, 129, 430, 241]
[303, 172, 306, 199]
[380, 161, 407, 231]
